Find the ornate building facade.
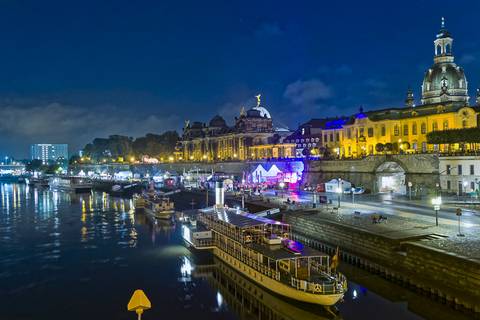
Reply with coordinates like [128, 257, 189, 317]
[285, 19, 480, 158]
[181, 96, 294, 161]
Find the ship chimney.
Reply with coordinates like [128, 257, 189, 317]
[215, 180, 224, 208]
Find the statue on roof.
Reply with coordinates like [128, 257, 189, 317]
[184, 120, 190, 129]
[255, 94, 261, 107]
[240, 106, 246, 117]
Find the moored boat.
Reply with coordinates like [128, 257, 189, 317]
[49, 176, 93, 193]
[182, 181, 347, 306]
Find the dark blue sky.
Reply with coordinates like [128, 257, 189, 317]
[0, 0, 479, 157]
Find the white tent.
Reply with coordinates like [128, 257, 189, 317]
[325, 179, 351, 193]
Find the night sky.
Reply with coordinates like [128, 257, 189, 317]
[0, 0, 479, 158]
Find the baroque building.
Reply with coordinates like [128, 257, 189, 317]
[285, 19, 480, 158]
[181, 95, 294, 161]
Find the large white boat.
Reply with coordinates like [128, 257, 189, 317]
[182, 181, 347, 306]
[49, 176, 93, 193]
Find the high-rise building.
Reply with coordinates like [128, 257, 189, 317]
[30, 144, 68, 164]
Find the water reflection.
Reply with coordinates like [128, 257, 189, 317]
[191, 256, 338, 320]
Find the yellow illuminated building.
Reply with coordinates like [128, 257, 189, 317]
[294, 19, 480, 159]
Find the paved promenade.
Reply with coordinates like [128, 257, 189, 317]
[240, 191, 480, 262]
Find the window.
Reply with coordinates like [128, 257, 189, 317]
[432, 121, 438, 131]
[421, 123, 427, 134]
[359, 128, 364, 137]
[458, 165, 463, 175]
[471, 181, 475, 191]
[368, 128, 374, 137]
[447, 180, 451, 190]
[462, 119, 468, 128]
[324, 135, 328, 143]
[381, 126, 386, 136]
[403, 124, 409, 135]
[347, 128, 351, 139]
[446, 165, 451, 175]
[301, 139, 304, 142]
[471, 165, 475, 175]
[422, 142, 427, 152]
[301, 128, 305, 135]
[412, 123, 417, 135]
[329, 134, 333, 142]
[443, 120, 449, 130]
[394, 125, 399, 136]
[335, 132, 340, 141]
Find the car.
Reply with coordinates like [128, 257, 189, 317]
[344, 187, 365, 195]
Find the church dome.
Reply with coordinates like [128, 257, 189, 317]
[246, 94, 271, 118]
[421, 18, 469, 105]
[209, 115, 227, 127]
[421, 64, 468, 104]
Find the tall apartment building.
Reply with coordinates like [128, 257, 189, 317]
[30, 144, 68, 164]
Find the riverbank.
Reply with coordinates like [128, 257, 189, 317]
[284, 208, 480, 317]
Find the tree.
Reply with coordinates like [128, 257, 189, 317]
[26, 159, 43, 172]
[384, 143, 393, 152]
[375, 143, 385, 153]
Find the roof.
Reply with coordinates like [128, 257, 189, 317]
[200, 207, 288, 229]
[248, 242, 328, 260]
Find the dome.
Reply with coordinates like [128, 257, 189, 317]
[252, 106, 271, 118]
[421, 63, 468, 105]
[421, 19, 469, 105]
[209, 115, 227, 127]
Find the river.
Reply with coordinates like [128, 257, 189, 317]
[0, 183, 466, 319]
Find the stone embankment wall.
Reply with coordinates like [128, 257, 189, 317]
[286, 214, 480, 314]
[304, 154, 439, 191]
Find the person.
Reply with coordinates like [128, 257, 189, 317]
[286, 198, 291, 204]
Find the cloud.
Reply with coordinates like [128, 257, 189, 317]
[254, 22, 283, 38]
[0, 102, 180, 157]
[283, 79, 333, 106]
[459, 53, 476, 64]
[318, 64, 353, 75]
[363, 78, 388, 89]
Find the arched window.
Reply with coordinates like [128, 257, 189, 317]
[443, 120, 449, 130]
[403, 124, 409, 135]
[394, 125, 399, 136]
[421, 123, 427, 134]
[445, 44, 451, 54]
[412, 123, 417, 135]
[432, 121, 438, 131]
[436, 44, 442, 55]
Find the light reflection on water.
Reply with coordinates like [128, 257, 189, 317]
[0, 183, 465, 320]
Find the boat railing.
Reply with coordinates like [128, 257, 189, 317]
[290, 276, 345, 295]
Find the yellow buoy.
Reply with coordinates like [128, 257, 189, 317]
[127, 289, 151, 320]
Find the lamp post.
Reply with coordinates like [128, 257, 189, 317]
[336, 178, 342, 208]
[408, 181, 413, 200]
[431, 196, 442, 227]
[456, 208, 465, 237]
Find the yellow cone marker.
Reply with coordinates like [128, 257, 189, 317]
[128, 289, 151, 320]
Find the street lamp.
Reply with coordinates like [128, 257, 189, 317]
[336, 184, 342, 208]
[456, 208, 465, 237]
[431, 196, 442, 227]
[408, 181, 413, 200]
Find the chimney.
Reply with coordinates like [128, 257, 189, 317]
[215, 180, 224, 208]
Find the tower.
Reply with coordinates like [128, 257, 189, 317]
[405, 88, 415, 107]
[421, 18, 469, 105]
[433, 17, 454, 64]
[476, 88, 480, 105]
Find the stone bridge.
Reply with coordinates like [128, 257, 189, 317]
[305, 154, 439, 193]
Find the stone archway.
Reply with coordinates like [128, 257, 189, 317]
[375, 161, 406, 194]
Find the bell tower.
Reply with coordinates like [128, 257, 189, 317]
[433, 17, 454, 64]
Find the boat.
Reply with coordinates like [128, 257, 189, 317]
[110, 183, 143, 197]
[182, 181, 347, 306]
[138, 191, 175, 220]
[193, 257, 339, 320]
[27, 176, 50, 187]
[49, 176, 93, 193]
